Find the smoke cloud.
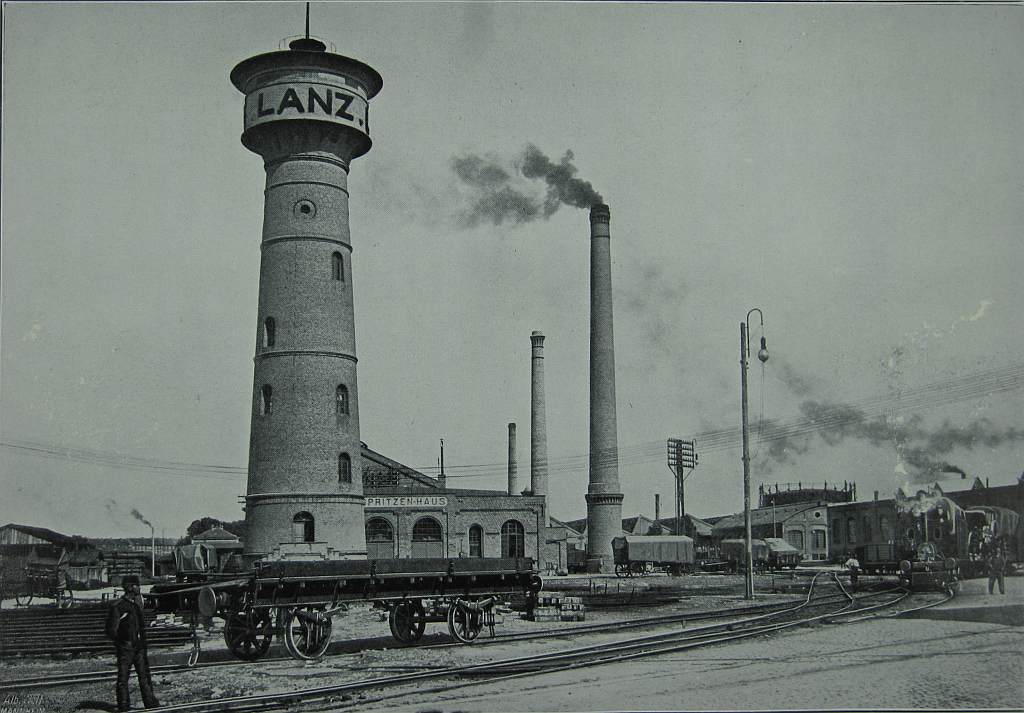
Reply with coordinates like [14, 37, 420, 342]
[757, 401, 1024, 482]
[131, 508, 152, 528]
[452, 144, 602, 227]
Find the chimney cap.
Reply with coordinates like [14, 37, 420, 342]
[589, 203, 610, 223]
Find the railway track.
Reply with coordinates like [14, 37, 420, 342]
[0, 605, 194, 656]
[0, 578, 912, 694]
[109, 573, 915, 712]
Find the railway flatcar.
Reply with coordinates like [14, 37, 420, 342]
[719, 538, 770, 573]
[612, 535, 695, 577]
[151, 555, 541, 661]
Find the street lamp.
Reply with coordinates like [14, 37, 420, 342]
[740, 308, 768, 600]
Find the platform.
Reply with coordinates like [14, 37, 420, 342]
[902, 575, 1024, 626]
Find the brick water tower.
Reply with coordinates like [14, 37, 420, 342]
[231, 35, 382, 558]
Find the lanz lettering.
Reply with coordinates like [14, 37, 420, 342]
[256, 87, 356, 120]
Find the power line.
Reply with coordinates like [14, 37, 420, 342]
[2, 360, 1021, 481]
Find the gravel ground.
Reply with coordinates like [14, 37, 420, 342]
[0, 584, 804, 712]
[3, 574, 974, 713]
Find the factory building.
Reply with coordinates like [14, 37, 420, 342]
[360, 445, 553, 566]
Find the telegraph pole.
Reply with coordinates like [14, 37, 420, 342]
[666, 439, 698, 537]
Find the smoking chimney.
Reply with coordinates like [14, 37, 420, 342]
[585, 203, 624, 573]
[507, 423, 519, 495]
[530, 331, 549, 523]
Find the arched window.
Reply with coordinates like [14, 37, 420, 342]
[501, 520, 525, 558]
[338, 453, 351, 483]
[846, 517, 857, 544]
[412, 517, 443, 558]
[832, 519, 842, 544]
[292, 512, 315, 543]
[336, 385, 349, 415]
[332, 252, 344, 282]
[785, 530, 804, 551]
[862, 517, 873, 543]
[260, 385, 272, 416]
[366, 518, 394, 559]
[879, 515, 891, 542]
[468, 524, 483, 558]
[263, 317, 275, 348]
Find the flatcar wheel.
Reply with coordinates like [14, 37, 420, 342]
[223, 610, 274, 661]
[389, 600, 426, 644]
[630, 562, 645, 578]
[282, 607, 333, 660]
[614, 563, 629, 578]
[447, 601, 483, 644]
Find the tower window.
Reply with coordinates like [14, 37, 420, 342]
[338, 452, 352, 483]
[292, 511, 315, 543]
[260, 385, 273, 416]
[332, 252, 344, 282]
[336, 385, 349, 415]
[263, 317, 276, 348]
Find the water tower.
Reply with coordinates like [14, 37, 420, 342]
[231, 34, 382, 558]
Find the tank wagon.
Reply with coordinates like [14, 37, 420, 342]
[612, 535, 695, 577]
[151, 555, 541, 661]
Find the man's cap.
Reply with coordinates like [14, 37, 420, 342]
[122, 575, 141, 586]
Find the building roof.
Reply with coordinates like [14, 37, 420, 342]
[361, 444, 447, 489]
[654, 515, 715, 537]
[1, 523, 92, 549]
[549, 517, 584, 536]
[193, 526, 241, 542]
[711, 503, 820, 533]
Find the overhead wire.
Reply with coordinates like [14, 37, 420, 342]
[1, 361, 1020, 482]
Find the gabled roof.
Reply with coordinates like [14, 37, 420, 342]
[711, 503, 820, 533]
[654, 515, 714, 537]
[193, 526, 240, 542]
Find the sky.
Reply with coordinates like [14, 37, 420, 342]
[1, 2, 1022, 540]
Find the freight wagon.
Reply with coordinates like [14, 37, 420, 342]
[719, 538, 770, 573]
[151, 555, 541, 661]
[612, 535, 695, 577]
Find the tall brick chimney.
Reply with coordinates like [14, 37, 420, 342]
[585, 203, 623, 573]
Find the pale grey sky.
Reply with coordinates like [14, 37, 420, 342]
[1, 2, 1022, 539]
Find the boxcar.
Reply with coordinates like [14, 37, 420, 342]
[612, 535, 695, 577]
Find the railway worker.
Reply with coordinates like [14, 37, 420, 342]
[105, 575, 160, 711]
[983, 536, 1007, 596]
[844, 553, 860, 591]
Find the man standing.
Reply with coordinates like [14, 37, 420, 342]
[844, 553, 860, 591]
[983, 536, 1007, 596]
[105, 575, 160, 711]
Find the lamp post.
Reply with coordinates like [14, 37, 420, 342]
[740, 308, 769, 600]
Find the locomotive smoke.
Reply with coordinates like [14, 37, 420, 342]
[754, 402, 1024, 482]
[452, 144, 602, 227]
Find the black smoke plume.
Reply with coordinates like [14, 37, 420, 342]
[131, 508, 152, 528]
[756, 401, 1024, 482]
[452, 144, 602, 227]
